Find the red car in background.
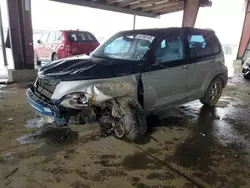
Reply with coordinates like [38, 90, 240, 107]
[34, 30, 100, 65]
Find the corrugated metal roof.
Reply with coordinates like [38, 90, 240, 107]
[50, 0, 212, 18]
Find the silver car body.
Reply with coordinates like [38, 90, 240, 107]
[50, 56, 227, 113]
[28, 27, 228, 124]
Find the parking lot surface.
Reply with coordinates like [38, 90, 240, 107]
[1, 73, 250, 188]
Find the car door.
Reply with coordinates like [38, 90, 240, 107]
[142, 32, 189, 111]
[36, 32, 49, 60]
[44, 32, 56, 61]
[185, 29, 220, 99]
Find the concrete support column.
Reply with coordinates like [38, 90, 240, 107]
[7, 0, 34, 70]
[237, 0, 250, 60]
[182, 0, 200, 27]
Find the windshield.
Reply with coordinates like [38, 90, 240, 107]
[93, 33, 155, 61]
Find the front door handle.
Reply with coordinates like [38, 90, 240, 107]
[182, 65, 188, 70]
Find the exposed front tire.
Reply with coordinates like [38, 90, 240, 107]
[115, 96, 147, 141]
[200, 77, 223, 106]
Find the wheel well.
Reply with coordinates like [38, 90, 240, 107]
[51, 52, 56, 61]
[213, 74, 227, 88]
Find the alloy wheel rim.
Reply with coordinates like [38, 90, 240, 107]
[114, 122, 125, 138]
[210, 82, 221, 102]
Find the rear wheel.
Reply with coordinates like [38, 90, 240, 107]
[200, 78, 223, 106]
[114, 96, 147, 141]
[34, 53, 41, 66]
[52, 53, 58, 61]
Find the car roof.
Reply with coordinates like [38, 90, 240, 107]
[60, 30, 93, 33]
[116, 27, 215, 37]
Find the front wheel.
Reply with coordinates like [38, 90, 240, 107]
[200, 78, 223, 106]
[114, 96, 147, 141]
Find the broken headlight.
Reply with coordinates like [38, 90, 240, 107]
[60, 92, 95, 109]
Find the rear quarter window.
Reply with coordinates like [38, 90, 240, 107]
[188, 31, 221, 59]
[68, 31, 97, 42]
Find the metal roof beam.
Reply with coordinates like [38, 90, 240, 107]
[152, 3, 183, 13]
[118, 0, 141, 7]
[161, 6, 183, 15]
[50, 0, 159, 18]
[143, 1, 181, 12]
[130, 0, 171, 10]
[106, 0, 123, 5]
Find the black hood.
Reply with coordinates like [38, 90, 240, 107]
[38, 55, 146, 81]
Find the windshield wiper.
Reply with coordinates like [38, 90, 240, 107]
[92, 54, 113, 60]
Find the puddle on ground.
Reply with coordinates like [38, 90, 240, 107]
[24, 117, 47, 129]
[3, 152, 13, 161]
[17, 117, 79, 145]
[0, 84, 7, 98]
[166, 95, 250, 168]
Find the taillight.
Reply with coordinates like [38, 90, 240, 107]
[60, 42, 72, 52]
[64, 44, 71, 52]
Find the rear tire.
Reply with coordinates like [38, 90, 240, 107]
[52, 53, 58, 61]
[34, 53, 41, 66]
[200, 77, 223, 106]
[115, 96, 147, 141]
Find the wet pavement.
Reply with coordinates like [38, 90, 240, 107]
[1, 72, 250, 188]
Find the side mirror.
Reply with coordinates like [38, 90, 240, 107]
[37, 39, 41, 44]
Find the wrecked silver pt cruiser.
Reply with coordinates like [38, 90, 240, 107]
[27, 27, 228, 141]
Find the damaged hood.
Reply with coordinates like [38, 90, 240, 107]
[38, 55, 145, 81]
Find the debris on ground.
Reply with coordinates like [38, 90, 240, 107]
[221, 154, 226, 159]
[8, 118, 13, 121]
[200, 133, 206, 137]
[234, 154, 239, 158]
[3, 167, 19, 179]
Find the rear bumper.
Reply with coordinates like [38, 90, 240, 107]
[26, 88, 66, 125]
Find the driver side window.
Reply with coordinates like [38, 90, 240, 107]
[155, 36, 184, 64]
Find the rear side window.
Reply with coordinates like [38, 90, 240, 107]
[188, 31, 220, 59]
[68, 31, 97, 42]
[55, 31, 63, 41]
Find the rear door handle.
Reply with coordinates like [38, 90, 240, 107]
[182, 65, 188, 70]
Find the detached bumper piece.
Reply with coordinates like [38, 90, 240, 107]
[26, 88, 66, 126]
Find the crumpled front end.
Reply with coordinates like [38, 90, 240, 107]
[26, 74, 140, 126]
[51, 74, 140, 105]
[26, 78, 66, 126]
